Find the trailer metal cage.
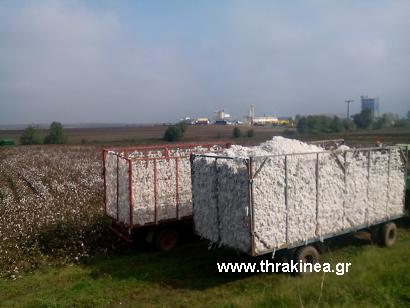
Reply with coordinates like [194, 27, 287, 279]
[103, 142, 230, 241]
[191, 145, 407, 256]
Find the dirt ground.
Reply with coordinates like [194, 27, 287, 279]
[1, 125, 409, 147]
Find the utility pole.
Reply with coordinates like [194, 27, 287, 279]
[345, 99, 354, 119]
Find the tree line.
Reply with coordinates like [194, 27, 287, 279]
[163, 121, 256, 141]
[20, 122, 66, 145]
[296, 110, 410, 135]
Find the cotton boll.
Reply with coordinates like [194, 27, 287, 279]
[0, 146, 105, 275]
[337, 145, 350, 151]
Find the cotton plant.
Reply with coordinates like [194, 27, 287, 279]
[0, 146, 108, 277]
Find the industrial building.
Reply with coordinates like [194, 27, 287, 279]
[252, 116, 279, 126]
[361, 95, 380, 119]
[214, 110, 232, 125]
[215, 110, 231, 121]
[246, 105, 279, 126]
[195, 118, 210, 125]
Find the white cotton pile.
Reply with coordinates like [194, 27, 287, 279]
[222, 136, 323, 158]
[131, 157, 193, 225]
[192, 137, 406, 255]
[105, 145, 224, 226]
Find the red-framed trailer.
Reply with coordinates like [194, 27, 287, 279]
[103, 142, 230, 250]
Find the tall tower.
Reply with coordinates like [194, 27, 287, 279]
[248, 105, 255, 125]
[345, 99, 354, 119]
[361, 96, 380, 119]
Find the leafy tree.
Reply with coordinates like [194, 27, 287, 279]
[296, 115, 334, 134]
[44, 122, 66, 144]
[342, 119, 356, 131]
[296, 115, 356, 134]
[20, 126, 42, 145]
[246, 129, 255, 138]
[163, 125, 183, 142]
[394, 118, 410, 128]
[176, 121, 188, 134]
[373, 113, 396, 130]
[233, 127, 242, 138]
[352, 109, 373, 129]
[330, 116, 345, 133]
[311, 116, 332, 134]
[296, 117, 308, 134]
[283, 129, 296, 136]
[294, 114, 301, 126]
[407, 110, 410, 120]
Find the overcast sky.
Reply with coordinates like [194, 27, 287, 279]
[0, 0, 409, 125]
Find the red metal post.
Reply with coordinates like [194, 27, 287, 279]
[116, 155, 119, 221]
[165, 147, 170, 161]
[105, 142, 230, 228]
[128, 159, 133, 227]
[109, 224, 133, 243]
[108, 142, 228, 155]
[175, 157, 179, 219]
[103, 150, 107, 216]
[154, 159, 158, 224]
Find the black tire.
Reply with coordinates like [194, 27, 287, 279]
[155, 228, 179, 252]
[293, 245, 320, 275]
[370, 225, 380, 244]
[379, 222, 397, 247]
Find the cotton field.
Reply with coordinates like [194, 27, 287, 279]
[0, 146, 110, 278]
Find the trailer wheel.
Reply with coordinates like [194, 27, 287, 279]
[155, 228, 179, 252]
[294, 245, 320, 275]
[370, 226, 380, 244]
[380, 222, 397, 247]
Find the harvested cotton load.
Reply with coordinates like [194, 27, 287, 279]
[191, 137, 406, 255]
[105, 144, 226, 226]
[222, 136, 323, 158]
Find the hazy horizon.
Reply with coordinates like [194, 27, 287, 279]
[1, 0, 409, 125]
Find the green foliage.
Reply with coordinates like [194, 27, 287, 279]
[395, 111, 410, 128]
[176, 121, 188, 134]
[0, 139, 15, 146]
[163, 122, 187, 142]
[44, 122, 66, 144]
[163, 126, 182, 142]
[232, 127, 242, 138]
[343, 119, 356, 131]
[296, 118, 305, 134]
[20, 127, 43, 145]
[298, 116, 325, 134]
[394, 118, 410, 128]
[283, 129, 296, 136]
[330, 116, 345, 133]
[1, 225, 409, 306]
[352, 109, 373, 129]
[246, 129, 255, 138]
[374, 113, 396, 130]
[296, 115, 345, 134]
